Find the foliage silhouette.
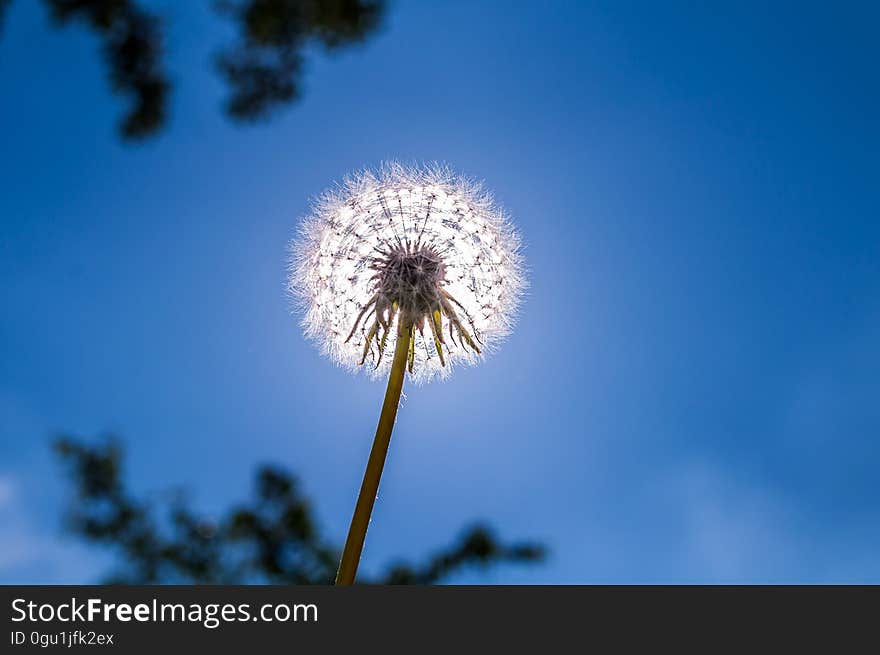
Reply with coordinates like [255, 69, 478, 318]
[43, 0, 169, 138]
[3, 0, 385, 139]
[214, 0, 384, 121]
[0, 1, 11, 31]
[54, 436, 546, 584]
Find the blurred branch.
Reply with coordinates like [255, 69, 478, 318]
[213, 0, 385, 121]
[0, 1, 11, 32]
[54, 435, 545, 584]
[43, 0, 168, 139]
[1, 1, 385, 139]
[375, 526, 546, 585]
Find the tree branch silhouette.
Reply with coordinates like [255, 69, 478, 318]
[214, 0, 384, 121]
[54, 436, 545, 584]
[43, 0, 169, 139]
[0, 1, 12, 31]
[0, 1, 386, 139]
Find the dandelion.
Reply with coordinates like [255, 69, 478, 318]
[290, 163, 525, 584]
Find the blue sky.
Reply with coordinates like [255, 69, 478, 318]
[1, 1, 878, 583]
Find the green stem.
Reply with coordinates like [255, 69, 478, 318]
[335, 321, 412, 585]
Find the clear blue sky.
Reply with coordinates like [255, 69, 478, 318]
[1, 1, 878, 583]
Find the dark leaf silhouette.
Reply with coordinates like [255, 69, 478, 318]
[1, 1, 386, 138]
[44, 0, 168, 139]
[55, 436, 545, 584]
[214, 0, 384, 121]
[0, 0, 10, 30]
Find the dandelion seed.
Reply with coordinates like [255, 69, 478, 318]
[289, 163, 525, 584]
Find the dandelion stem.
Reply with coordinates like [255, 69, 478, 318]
[335, 320, 412, 585]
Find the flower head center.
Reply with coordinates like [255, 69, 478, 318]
[373, 242, 446, 323]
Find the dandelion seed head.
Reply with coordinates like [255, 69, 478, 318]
[290, 163, 525, 383]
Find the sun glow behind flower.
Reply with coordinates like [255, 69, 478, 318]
[291, 163, 525, 383]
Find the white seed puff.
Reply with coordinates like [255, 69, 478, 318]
[290, 163, 525, 383]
